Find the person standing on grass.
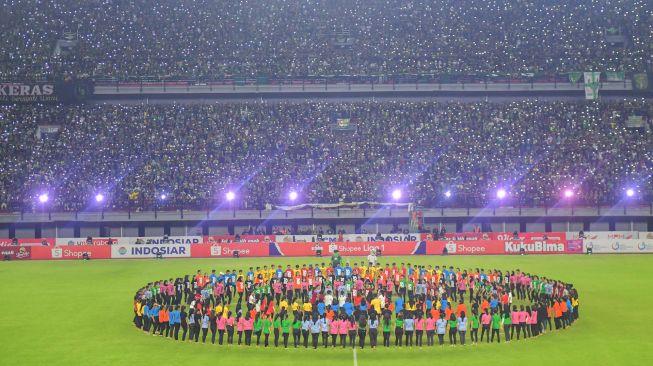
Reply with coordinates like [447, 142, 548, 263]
[338, 314, 349, 348]
[448, 313, 457, 346]
[310, 314, 321, 349]
[226, 311, 235, 345]
[187, 309, 196, 341]
[404, 313, 415, 346]
[200, 311, 210, 343]
[150, 303, 160, 335]
[382, 312, 392, 347]
[357, 313, 367, 349]
[281, 313, 291, 348]
[470, 309, 479, 344]
[254, 313, 263, 346]
[529, 305, 539, 337]
[236, 314, 244, 345]
[218, 312, 228, 345]
[394, 312, 404, 346]
[273, 313, 281, 347]
[142, 302, 151, 333]
[414, 313, 424, 347]
[347, 315, 357, 348]
[490, 310, 501, 343]
[169, 306, 180, 340]
[180, 306, 188, 341]
[436, 312, 447, 346]
[320, 314, 329, 348]
[330, 313, 340, 347]
[262, 313, 272, 347]
[480, 309, 491, 342]
[502, 310, 511, 342]
[301, 314, 311, 348]
[457, 311, 467, 346]
[425, 312, 436, 346]
[209, 311, 217, 344]
[368, 312, 379, 349]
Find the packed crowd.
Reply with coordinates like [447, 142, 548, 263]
[1, 99, 651, 211]
[132, 254, 579, 348]
[1, 0, 651, 81]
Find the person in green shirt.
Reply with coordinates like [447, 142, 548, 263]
[273, 313, 282, 347]
[331, 250, 342, 268]
[501, 310, 512, 342]
[292, 315, 302, 348]
[253, 314, 263, 346]
[491, 311, 501, 343]
[281, 313, 291, 348]
[395, 314, 404, 346]
[470, 310, 480, 344]
[262, 314, 272, 347]
[382, 313, 392, 347]
[448, 314, 457, 345]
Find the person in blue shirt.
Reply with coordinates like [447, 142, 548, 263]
[440, 298, 448, 312]
[201, 312, 210, 343]
[344, 265, 352, 278]
[490, 297, 499, 310]
[275, 268, 283, 279]
[436, 313, 447, 346]
[169, 306, 180, 340]
[395, 297, 404, 315]
[425, 297, 433, 311]
[344, 300, 354, 316]
[301, 315, 311, 348]
[150, 304, 160, 335]
[317, 301, 326, 316]
[310, 315, 321, 349]
[335, 266, 343, 278]
[332, 302, 340, 314]
[359, 298, 368, 313]
[142, 303, 151, 332]
[404, 314, 415, 346]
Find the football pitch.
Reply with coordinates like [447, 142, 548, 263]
[1, 255, 651, 366]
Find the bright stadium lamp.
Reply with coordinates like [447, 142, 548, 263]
[625, 188, 635, 198]
[496, 189, 506, 199]
[289, 191, 298, 201]
[444, 190, 452, 198]
[391, 189, 402, 200]
[226, 191, 236, 201]
[563, 189, 574, 198]
[160, 193, 167, 200]
[38, 193, 49, 203]
[95, 193, 105, 203]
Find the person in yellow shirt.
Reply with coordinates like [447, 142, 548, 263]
[279, 298, 289, 311]
[370, 297, 382, 314]
[291, 301, 300, 312]
[215, 304, 223, 316]
[302, 301, 312, 315]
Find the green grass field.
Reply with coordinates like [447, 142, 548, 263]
[1, 255, 651, 366]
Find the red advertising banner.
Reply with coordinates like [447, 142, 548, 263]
[0, 246, 31, 260]
[425, 240, 574, 255]
[191, 243, 269, 258]
[272, 241, 423, 257]
[31, 246, 111, 260]
[421, 232, 566, 241]
[0, 238, 55, 246]
[203, 235, 275, 244]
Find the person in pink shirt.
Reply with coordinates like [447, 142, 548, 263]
[236, 315, 244, 345]
[414, 316, 425, 346]
[243, 313, 254, 345]
[517, 305, 529, 340]
[510, 305, 519, 340]
[338, 315, 349, 348]
[217, 313, 227, 345]
[347, 316, 357, 348]
[480, 309, 491, 343]
[329, 317, 340, 347]
[226, 311, 235, 345]
[529, 306, 539, 337]
[426, 313, 436, 346]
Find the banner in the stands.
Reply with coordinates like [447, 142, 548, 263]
[582, 239, 653, 253]
[567, 231, 638, 240]
[31, 246, 111, 260]
[279, 233, 420, 243]
[0, 246, 31, 260]
[271, 241, 424, 257]
[55, 237, 120, 246]
[0, 238, 55, 246]
[191, 243, 269, 258]
[425, 240, 575, 255]
[111, 244, 191, 258]
[204, 235, 274, 244]
[420, 232, 566, 241]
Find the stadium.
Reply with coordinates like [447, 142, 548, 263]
[1, 0, 652, 365]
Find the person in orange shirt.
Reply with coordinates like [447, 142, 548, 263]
[553, 299, 563, 330]
[455, 299, 467, 317]
[480, 298, 490, 313]
[445, 307, 454, 321]
[158, 305, 170, 337]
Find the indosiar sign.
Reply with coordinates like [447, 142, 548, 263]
[111, 244, 191, 258]
[0, 80, 93, 103]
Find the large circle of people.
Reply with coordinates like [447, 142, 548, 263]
[133, 254, 579, 349]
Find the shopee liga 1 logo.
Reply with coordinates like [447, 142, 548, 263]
[51, 247, 63, 258]
[445, 241, 457, 253]
[118, 246, 128, 255]
[210, 245, 222, 256]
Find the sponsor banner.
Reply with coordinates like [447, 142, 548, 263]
[0, 80, 92, 104]
[566, 239, 584, 254]
[583, 239, 653, 253]
[203, 235, 274, 244]
[0, 246, 31, 260]
[567, 231, 638, 240]
[191, 243, 269, 258]
[0, 238, 55, 247]
[421, 232, 566, 241]
[273, 241, 422, 257]
[31, 246, 111, 260]
[111, 244, 191, 258]
[644, 233, 653, 240]
[279, 234, 419, 243]
[55, 237, 120, 246]
[426, 240, 573, 255]
[113, 236, 202, 245]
